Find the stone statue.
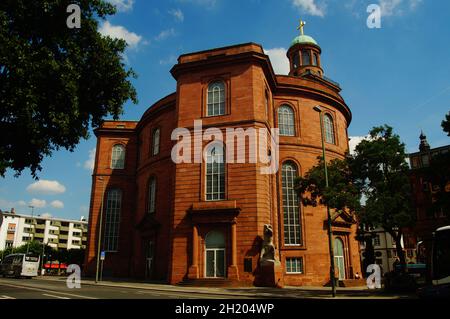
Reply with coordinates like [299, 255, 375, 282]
[260, 224, 276, 264]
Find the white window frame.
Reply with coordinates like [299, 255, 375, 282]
[207, 81, 226, 117]
[286, 257, 303, 274]
[278, 105, 296, 137]
[111, 144, 126, 169]
[324, 114, 336, 145]
[148, 177, 156, 214]
[205, 144, 225, 201]
[152, 128, 160, 156]
[282, 162, 302, 246]
[103, 189, 122, 252]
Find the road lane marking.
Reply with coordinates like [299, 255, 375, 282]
[42, 294, 70, 299]
[0, 283, 97, 299]
[0, 295, 16, 299]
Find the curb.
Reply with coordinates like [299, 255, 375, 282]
[38, 276, 289, 299]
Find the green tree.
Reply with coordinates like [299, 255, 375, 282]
[349, 125, 415, 272]
[442, 112, 450, 136]
[295, 157, 361, 213]
[0, 0, 137, 178]
[294, 157, 375, 273]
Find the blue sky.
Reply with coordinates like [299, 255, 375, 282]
[1, 0, 449, 220]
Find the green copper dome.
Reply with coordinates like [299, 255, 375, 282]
[291, 34, 318, 47]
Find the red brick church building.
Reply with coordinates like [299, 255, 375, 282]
[84, 26, 362, 286]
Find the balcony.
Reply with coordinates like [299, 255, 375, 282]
[60, 226, 70, 232]
[59, 235, 69, 240]
[34, 233, 44, 239]
[58, 243, 67, 249]
[51, 221, 61, 227]
[35, 224, 46, 230]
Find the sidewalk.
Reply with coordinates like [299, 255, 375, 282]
[38, 276, 416, 299]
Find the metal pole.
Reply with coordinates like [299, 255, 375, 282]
[41, 239, 46, 276]
[314, 106, 337, 297]
[27, 206, 34, 255]
[100, 259, 104, 282]
[95, 177, 106, 283]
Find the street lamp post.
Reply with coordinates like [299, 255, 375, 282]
[95, 177, 106, 283]
[313, 105, 337, 297]
[26, 205, 35, 255]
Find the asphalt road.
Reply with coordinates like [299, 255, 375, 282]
[0, 277, 250, 300]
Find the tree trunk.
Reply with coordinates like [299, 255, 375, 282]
[391, 231, 407, 273]
[364, 237, 376, 276]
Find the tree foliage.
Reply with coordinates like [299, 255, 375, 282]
[0, 0, 137, 178]
[349, 125, 415, 270]
[295, 157, 361, 214]
[442, 111, 450, 137]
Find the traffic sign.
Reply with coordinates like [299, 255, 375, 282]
[100, 251, 106, 261]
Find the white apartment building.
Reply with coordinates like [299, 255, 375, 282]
[0, 208, 87, 251]
[359, 227, 417, 275]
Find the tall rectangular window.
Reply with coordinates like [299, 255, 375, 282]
[152, 128, 160, 156]
[206, 145, 225, 201]
[148, 177, 156, 214]
[282, 162, 302, 245]
[207, 81, 225, 116]
[104, 189, 122, 252]
[111, 144, 125, 169]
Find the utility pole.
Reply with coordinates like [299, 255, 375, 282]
[313, 105, 337, 298]
[26, 205, 35, 255]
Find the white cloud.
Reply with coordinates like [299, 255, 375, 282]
[169, 8, 184, 22]
[84, 148, 96, 171]
[177, 0, 217, 8]
[159, 55, 178, 65]
[26, 180, 66, 195]
[41, 212, 52, 219]
[106, 0, 135, 12]
[29, 198, 47, 209]
[292, 0, 326, 17]
[99, 21, 143, 50]
[0, 199, 27, 210]
[155, 28, 176, 41]
[349, 136, 370, 155]
[378, 0, 423, 16]
[264, 48, 290, 75]
[50, 200, 64, 209]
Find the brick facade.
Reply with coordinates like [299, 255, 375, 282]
[84, 39, 362, 286]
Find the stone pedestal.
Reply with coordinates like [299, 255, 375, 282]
[255, 260, 284, 288]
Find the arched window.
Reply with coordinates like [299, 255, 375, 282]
[278, 105, 295, 136]
[207, 81, 225, 116]
[104, 189, 122, 252]
[205, 144, 225, 201]
[282, 162, 301, 245]
[302, 50, 310, 66]
[152, 128, 160, 156]
[111, 144, 125, 169]
[313, 53, 318, 66]
[324, 114, 336, 144]
[148, 177, 156, 214]
[293, 52, 299, 69]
